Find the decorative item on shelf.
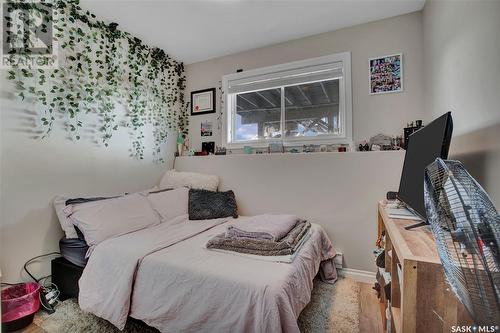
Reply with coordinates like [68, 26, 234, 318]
[183, 138, 190, 155]
[371, 144, 381, 151]
[268, 142, 284, 153]
[319, 145, 328, 152]
[303, 144, 316, 153]
[176, 132, 184, 156]
[191, 88, 216, 116]
[369, 53, 403, 94]
[369, 133, 393, 150]
[243, 146, 253, 154]
[202, 141, 215, 155]
[194, 151, 208, 156]
[289, 148, 300, 153]
[338, 146, 347, 152]
[255, 150, 264, 154]
[215, 147, 226, 155]
[403, 120, 423, 149]
[187, 149, 195, 156]
[392, 136, 404, 149]
[358, 141, 371, 151]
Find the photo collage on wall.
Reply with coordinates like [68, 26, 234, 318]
[369, 54, 403, 94]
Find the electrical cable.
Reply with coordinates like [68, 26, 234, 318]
[1, 282, 23, 286]
[21, 252, 62, 313]
[23, 252, 60, 283]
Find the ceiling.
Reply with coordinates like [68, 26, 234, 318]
[80, 0, 425, 64]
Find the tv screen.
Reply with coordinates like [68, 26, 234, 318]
[398, 112, 453, 219]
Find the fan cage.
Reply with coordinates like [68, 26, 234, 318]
[424, 158, 500, 326]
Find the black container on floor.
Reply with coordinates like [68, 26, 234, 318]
[51, 257, 84, 300]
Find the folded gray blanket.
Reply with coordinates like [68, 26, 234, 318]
[207, 221, 311, 256]
[226, 214, 299, 241]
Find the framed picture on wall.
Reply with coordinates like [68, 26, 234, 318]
[191, 88, 216, 115]
[369, 53, 403, 95]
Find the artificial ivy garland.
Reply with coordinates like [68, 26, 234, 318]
[5, 0, 189, 162]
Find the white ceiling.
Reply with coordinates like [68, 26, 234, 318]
[80, 0, 425, 64]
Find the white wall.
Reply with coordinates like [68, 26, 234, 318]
[0, 75, 175, 282]
[422, 0, 500, 207]
[185, 11, 424, 151]
[175, 151, 405, 272]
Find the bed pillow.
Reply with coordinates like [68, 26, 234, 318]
[53, 187, 157, 239]
[188, 189, 238, 220]
[160, 169, 219, 191]
[54, 196, 79, 239]
[54, 195, 119, 239]
[147, 187, 189, 223]
[70, 193, 160, 247]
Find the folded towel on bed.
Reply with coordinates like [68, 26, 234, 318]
[207, 221, 311, 256]
[208, 229, 312, 263]
[225, 214, 299, 241]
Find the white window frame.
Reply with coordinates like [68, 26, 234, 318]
[222, 52, 352, 149]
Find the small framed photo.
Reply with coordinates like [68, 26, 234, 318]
[369, 53, 403, 95]
[191, 88, 216, 115]
[201, 121, 213, 136]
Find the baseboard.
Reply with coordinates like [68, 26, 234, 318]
[339, 268, 376, 284]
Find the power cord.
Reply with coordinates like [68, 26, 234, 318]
[23, 252, 60, 283]
[22, 252, 62, 313]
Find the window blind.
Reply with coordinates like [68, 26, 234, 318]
[227, 62, 343, 94]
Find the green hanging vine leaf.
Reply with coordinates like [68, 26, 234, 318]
[5, 0, 189, 162]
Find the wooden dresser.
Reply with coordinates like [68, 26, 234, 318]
[376, 201, 472, 333]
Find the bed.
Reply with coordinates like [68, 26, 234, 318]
[77, 214, 336, 333]
[54, 170, 337, 332]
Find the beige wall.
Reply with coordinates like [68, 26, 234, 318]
[0, 75, 175, 282]
[180, 12, 425, 273]
[186, 11, 425, 151]
[175, 151, 405, 272]
[422, 0, 500, 207]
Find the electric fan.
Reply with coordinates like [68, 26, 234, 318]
[424, 158, 500, 325]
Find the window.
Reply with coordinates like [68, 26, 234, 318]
[222, 52, 352, 148]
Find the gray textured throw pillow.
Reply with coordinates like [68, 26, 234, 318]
[188, 189, 238, 220]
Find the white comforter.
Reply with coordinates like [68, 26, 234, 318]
[78, 215, 336, 333]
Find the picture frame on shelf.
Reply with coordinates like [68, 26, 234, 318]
[191, 88, 216, 115]
[369, 53, 403, 95]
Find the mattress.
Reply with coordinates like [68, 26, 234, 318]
[59, 237, 88, 267]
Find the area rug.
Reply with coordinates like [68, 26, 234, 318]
[34, 277, 359, 333]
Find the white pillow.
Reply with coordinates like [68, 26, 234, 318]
[147, 187, 189, 223]
[160, 169, 219, 191]
[53, 196, 79, 239]
[70, 193, 160, 247]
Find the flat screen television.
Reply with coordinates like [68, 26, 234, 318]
[397, 112, 453, 228]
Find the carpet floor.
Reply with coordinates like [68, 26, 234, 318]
[33, 277, 360, 333]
